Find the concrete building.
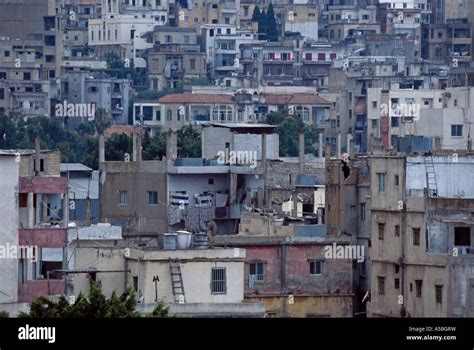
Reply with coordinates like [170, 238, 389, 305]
[0, 0, 62, 80]
[213, 229, 354, 317]
[145, 39, 207, 90]
[0, 38, 52, 118]
[88, 0, 155, 61]
[72, 240, 265, 317]
[367, 151, 474, 317]
[367, 86, 474, 151]
[0, 153, 20, 306]
[0, 144, 69, 304]
[326, 3, 380, 42]
[177, 0, 240, 32]
[61, 163, 100, 226]
[63, 70, 131, 125]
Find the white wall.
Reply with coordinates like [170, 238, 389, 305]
[0, 156, 19, 304]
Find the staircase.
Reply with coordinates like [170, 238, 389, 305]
[169, 258, 186, 303]
[424, 155, 438, 197]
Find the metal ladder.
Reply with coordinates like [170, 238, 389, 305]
[424, 155, 438, 197]
[169, 258, 186, 303]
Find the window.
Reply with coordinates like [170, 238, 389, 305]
[184, 35, 189, 44]
[148, 191, 158, 205]
[378, 223, 385, 240]
[305, 53, 312, 61]
[435, 285, 443, 304]
[360, 203, 366, 221]
[378, 276, 385, 295]
[451, 124, 463, 137]
[119, 191, 127, 205]
[395, 265, 400, 274]
[394, 175, 399, 186]
[211, 267, 226, 294]
[395, 225, 400, 237]
[190, 58, 196, 70]
[372, 101, 377, 108]
[415, 279, 422, 297]
[391, 117, 399, 127]
[309, 260, 323, 275]
[377, 173, 385, 192]
[413, 228, 420, 246]
[454, 227, 471, 246]
[249, 262, 265, 281]
[23, 72, 31, 81]
[394, 278, 400, 289]
[165, 35, 172, 43]
[0, 88, 4, 100]
[208, 178, 214, 185]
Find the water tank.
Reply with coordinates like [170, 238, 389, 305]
[163, 233, 177, 250]
[176, 230, 192, 249]
[194, 233, 209, 249]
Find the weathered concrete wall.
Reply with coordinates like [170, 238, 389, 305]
[245, 295, 353, 317]
[0, 156, 19, 304]
[100, 161, 168, 235]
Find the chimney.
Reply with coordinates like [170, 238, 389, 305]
[319, 133, 323, 159]
[34, 136, 41, 175]
[99, 134, 105, 163]
[133, 127, 142, 162]
[325, 143, 331, 161]
[299, 133, 305, 174]
[166, 129, 178, 161]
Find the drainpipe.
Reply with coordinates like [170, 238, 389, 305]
[319, 133, 323, 159]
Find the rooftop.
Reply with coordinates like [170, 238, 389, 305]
[159, 93, 234, 104]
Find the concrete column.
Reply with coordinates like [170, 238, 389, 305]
[319, 133, 323, 159]
[27, 192, 34, 228]
[262, 132, 267, 206]
[337, 132, 341, 159]
[292, 189, 298, 218]
[99, 134, 105, 163]
[166, 130, 178, 160]
[325, 144, 331, 161]
[34, 136, 41, 175]
[347, 134, 353, 157]
[299, 133, 305, 175]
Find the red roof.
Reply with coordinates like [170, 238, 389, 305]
[104, 125, 135, 138]
[159, 93, 234, 104]
[263, 94, 331, 105]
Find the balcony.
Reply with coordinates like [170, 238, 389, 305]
[18, 279, 66, 303]
[19, 228, 67, 248]
[19, 176, 67, 194]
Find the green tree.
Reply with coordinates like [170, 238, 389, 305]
[252, 5, 261, 21]
[277, 115, 304, 157]
[150, 300, 169, 318]
[142, 131, 166, 160]
[265, 111, 287, 125]
[0, 310, 9, 318]
[258, 10, 267, 35]
[105, 133, 133, 161]
[266, 3, 278, 41]
[88, 281, 108, 318]
[177, 125, 201, 158]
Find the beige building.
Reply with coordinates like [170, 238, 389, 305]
[367, 152, 474, 317]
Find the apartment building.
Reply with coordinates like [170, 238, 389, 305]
[177, 0, 240, 31]
[0, 39, 52, 118]
[367, 86, 474, 151]
[367, 151, 474, 317]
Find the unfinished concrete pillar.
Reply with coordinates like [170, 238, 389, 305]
[34, 136, 41, 175]
[99, 134, 105, 163]
[319, 133, 323, 159]
[299, 133, 305, 174]
[337, 132, 341, 159]
[262, 132, 267, 206]
[27, 192, 34, 228]
[166, 129, 178, 160]
[132, 127, 142, 162]
[325, 144, 331, 161]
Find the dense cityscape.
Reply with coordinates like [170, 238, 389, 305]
[0, 1, 473, 335]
